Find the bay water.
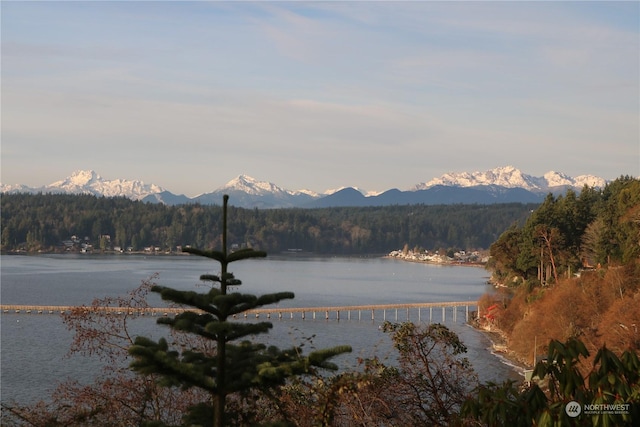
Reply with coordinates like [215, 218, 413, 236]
[0, 254, 522, 406]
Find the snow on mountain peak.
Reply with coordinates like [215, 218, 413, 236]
[1, 167, 610, 208]
[72, 170, 100, 184]
[220, 174, 319, 197]
[414, 166, 607, 192]
[220, 174, 284, 196]
[574, 175, 608, 188]
[44, 170, 164, 200]
[49, 169, 102, 187]
[415, 166, 532, 190]
[543, 171, 574, 187]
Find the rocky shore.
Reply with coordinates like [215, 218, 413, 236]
[471, 319, 533, 380]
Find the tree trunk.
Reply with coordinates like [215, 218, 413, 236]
[215, 336, 226, 427]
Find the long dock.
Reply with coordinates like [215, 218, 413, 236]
[0, 301, 478, 323]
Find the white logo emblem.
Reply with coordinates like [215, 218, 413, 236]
[565, 401, 582, 417]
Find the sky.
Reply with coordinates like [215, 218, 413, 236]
[2, 1, 638, 197]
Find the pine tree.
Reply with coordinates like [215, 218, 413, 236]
[129, 195, 351, 427]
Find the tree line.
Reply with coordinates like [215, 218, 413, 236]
[488, 175, 640, 286]
[1, 193, 538, 254]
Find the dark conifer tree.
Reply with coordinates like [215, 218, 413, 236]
[129, 195, 351, 427]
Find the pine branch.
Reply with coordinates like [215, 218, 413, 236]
[182, 246, 266, 265]
[200, 274, 221, 283]
[182, 247, 226, 263]
[152, 286, 222, 317]
[129, 337, 217, 393]
[227, 249, 267, 263]
[205, 321, 274, 341]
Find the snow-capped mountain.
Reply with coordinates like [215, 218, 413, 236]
[414, 165, 607, 192]
[190, 175, 319, 208]
[51, 170, 166, 199]
[1, 170, 166, 201]
[1, 166, 610, 208]
[215, 175, 319, 198]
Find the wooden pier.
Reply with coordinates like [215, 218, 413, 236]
[0, 301, 477, 323]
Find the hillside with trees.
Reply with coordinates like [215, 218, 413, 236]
[1, 193, 537, 255]
[481, 176, 640, 368]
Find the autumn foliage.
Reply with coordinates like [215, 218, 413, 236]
[482, 263, 640, 374]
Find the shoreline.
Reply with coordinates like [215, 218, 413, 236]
[470, 320, 532, 379]
[387, 252, 532, 378]
[384, 254, 488, 269]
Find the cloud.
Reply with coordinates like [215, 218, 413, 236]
[2, 1, 637, 193]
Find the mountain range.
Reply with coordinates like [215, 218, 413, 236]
[1, 166, 609, 209]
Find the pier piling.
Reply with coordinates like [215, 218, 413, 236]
[0, 302, 477, 325]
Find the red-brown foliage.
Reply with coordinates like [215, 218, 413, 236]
[486, 259, 640, 374]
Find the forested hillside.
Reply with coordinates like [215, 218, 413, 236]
[1, 193, 537, 254]
[488, 175, 640, 284]
[482, 175, 640, 367]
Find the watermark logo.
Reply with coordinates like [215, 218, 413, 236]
[565, 401, 582, 418]
[565, 400, 631, 418]
[583, 403, 631, 415]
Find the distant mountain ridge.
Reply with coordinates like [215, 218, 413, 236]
[187, 175, 320, 209]
[1, 170, 166, 200]
[1, 166, 610, 208]
[414, 165, 605, 192]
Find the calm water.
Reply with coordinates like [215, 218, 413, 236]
[0, 254, 522, 406]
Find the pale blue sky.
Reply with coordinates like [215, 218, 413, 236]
[2, 1, 638, 196]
